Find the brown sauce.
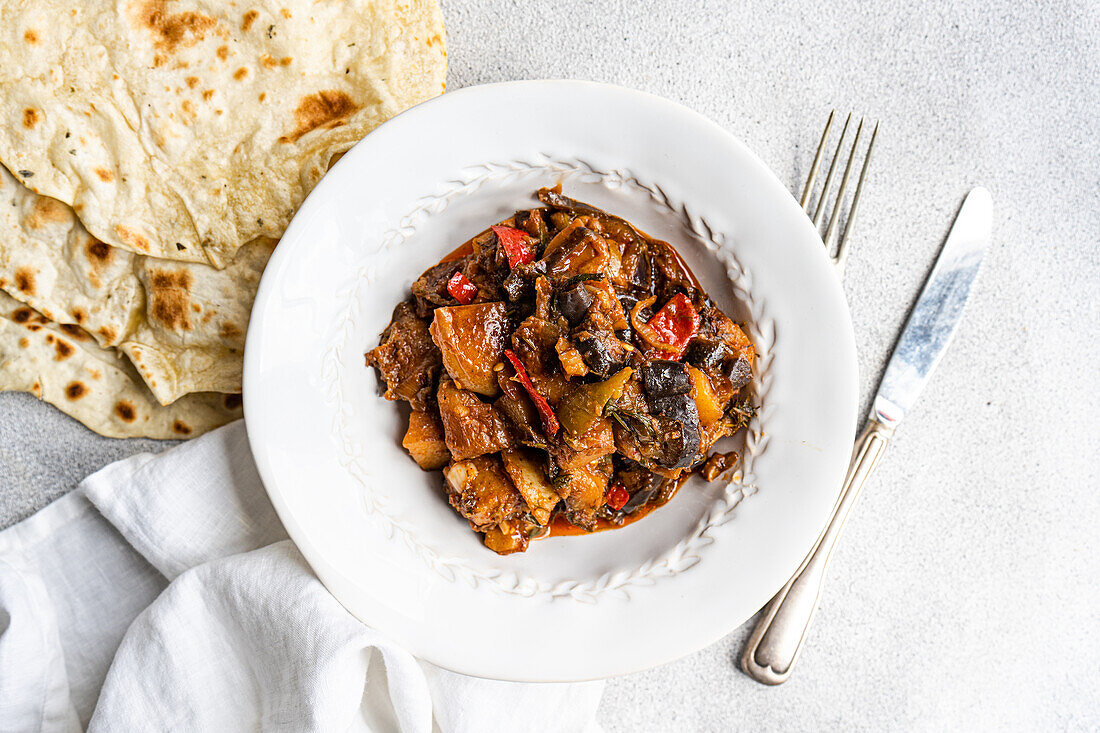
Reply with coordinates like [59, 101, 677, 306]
[652, 238, 702, 290]
[440, 241, 473, 263]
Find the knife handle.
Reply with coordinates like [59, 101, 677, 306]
[740, 418, 894, 685]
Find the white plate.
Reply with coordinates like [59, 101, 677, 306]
[244, 81, 857, 681]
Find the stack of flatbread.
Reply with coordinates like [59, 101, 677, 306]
[0, 0, 447, 438]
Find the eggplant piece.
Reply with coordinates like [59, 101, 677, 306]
[538, 188, 607, 216]
[502, 270, 532, 302]
[622, 247, 650, 291]
[557, 282, 594, 324]
[619, 479, 662, 514]
[575, 333, 617, 378]
[501, 259, 546, 302]
[727, 354, 753, 391]
[642, 360, 692, 398]
[510, 314, 561, 379]
[686, 339, 729, 370]
[648, 393, 702, 470]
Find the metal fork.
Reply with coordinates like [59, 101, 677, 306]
[799, 110, 879, 277]
[739, 111, 879, 685]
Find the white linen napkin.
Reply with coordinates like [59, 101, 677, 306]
[0, 421, 604, 732]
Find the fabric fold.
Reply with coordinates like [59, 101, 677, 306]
[0, 421, 605, 731]
[82, 421, 286, 580]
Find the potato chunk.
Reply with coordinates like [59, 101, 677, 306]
[437, 378, 514, 461]
[429, 302, 510, 396]
[402, 411, 451, 470]
[556, 459, 610, 530]
[444, 455, 531, 555]
[501, 449, 560, 525]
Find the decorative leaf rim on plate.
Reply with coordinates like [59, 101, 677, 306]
[326, 154, 776, 600]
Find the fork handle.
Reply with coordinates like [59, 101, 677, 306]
[740, 418, 894, 685]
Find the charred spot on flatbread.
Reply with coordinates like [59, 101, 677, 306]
[14, 268, 36, 295]
[22, 108, 40, 128]
[241, 10, 259, 31]
[26, 196, 68, 229]
[147, 269, 194, 330]
[60, 323, 89, 339]
[219, 321, 242, 340]
[114, 225, 151, 252]
[86, 238, 112, 263]
[114, 400, 137, 422]
[278, 91, 359, 144]
[133, 0, 218, 54]
[65, 381, 87, 399]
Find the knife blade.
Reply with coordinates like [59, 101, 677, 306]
[873, 187, 992, 427]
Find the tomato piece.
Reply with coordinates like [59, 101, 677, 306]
[647, 293, 700, 360]
[492, 225, 536, 268]
[445, 271, 478, 305]
[503, 349, 559, 436]
[606, 483, 629, 511]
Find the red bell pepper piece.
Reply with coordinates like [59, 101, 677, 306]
[606, 483, 629, 511]
[503, 349, 559, 436]
[446, 271, 478, 305]
[492, 225, 536, 269]
[647, 293, 700, 360]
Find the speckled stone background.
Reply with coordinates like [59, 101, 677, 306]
[2, 0, 1097, 730]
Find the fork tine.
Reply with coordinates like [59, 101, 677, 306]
[811, 113, 852, 228]
[800, 110, 835, 211]
[822, 116, 865, 253]
[833, 120, 878, 275]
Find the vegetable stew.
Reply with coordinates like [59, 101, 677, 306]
[366, 188, 755, 554]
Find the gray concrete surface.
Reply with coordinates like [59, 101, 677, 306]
[2, 0, 1098, 729]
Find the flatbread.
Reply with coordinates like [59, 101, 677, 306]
[120, 238, 273, 404]
[0, 291, 241, 438]
[0, 165, 273, 405]
[0, 162, 142, 348]
[0, 0, 446, 267]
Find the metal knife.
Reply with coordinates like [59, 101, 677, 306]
[740, 187, 993, 685]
